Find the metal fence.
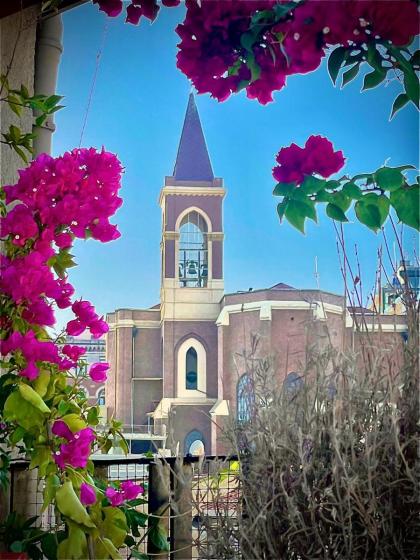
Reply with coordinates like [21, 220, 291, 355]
[8, 455, 241, 560]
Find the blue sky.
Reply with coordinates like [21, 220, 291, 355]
[53, 2, 419, 329]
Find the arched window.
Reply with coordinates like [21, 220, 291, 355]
[97, 388, 105, 406]
[186, 347, 198, 390]
[177, 337, 206, 398]
[237, 374, 254, 423]
[178, 211, 208, 288]
[184, 430, 205, 456]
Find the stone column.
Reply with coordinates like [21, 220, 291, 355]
[33, 14, 63, 155]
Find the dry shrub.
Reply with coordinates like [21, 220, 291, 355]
[200, 324, 419, 559]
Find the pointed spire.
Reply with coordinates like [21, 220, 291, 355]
[173, 93, 214, 182]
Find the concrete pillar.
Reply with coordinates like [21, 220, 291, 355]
[148, 461, 170, 559]
[33, 14, 63, 155]
[171, 460, 192, 559]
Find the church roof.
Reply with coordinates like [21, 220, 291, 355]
[173, 93, 214, 182]
[270, 282, 296, 290]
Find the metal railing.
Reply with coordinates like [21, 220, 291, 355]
[121, 424, 167, 437]
[9, 455, 241, 559]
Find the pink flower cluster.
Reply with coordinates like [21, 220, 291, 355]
[273, 135, 345, 185]
[89, 362, 109, 383]
[0, 331, 73, 380]
[52, 420, 96, 469]
[0, 148, 122, 382]
[94, 0, 180, 25]
[175, 0, 419, 104]
[67, 300, 109, 339]
[105, 480, 144, 506]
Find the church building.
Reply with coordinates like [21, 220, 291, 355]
[105, 94, 406, 456]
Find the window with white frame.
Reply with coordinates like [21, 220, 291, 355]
[177, 338, 206, 398]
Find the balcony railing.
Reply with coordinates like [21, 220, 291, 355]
[121, 424, 167, 437]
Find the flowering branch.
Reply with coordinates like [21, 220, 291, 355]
[272, 135, 419, 233]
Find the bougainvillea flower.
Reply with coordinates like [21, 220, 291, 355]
[62, 344, 86, 362]
[89, 318, 109, 338]
[80, 483, 97, 506]
[54, 427, 96, 469]
[52, 420, 74, 441]
[302, 135, 345, 178]
[89, 362, 109, 383]
[93, 0, 123, 17]
[22, 299, 55, 327]
[120, 480, 144, 500]
[105, 487, 125, 507]
[72, 300, 97, 324]
[0, 204, 38, 246]
[105, 480, 144, 506]
[273, 135, 345, 185]
[55, 232, 73, 249]
[66, 319, 85, 337]
[126, 4, 142, 25]
[20, 361, 39, 381]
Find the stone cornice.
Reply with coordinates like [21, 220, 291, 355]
[159, 185, 226, 207]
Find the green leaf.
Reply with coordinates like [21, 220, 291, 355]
[300, 175, 326, 194]
[284, 199, 317, 233]
[390, 93, 410, 119]
[390, 185, 420, 230]
[404, 69, 419, 108]
[101, 507, 127, 548]
[367, 43, 383, 71]
[18, 383, 50, 413]
[325, 180, 341, 190]
[326, 204, 348, 222]
[40, 533, 58, 560]
[363, 68, 386, 90]
[273, 182, 295, 196]
[277, 200, 288, 222]
[328, 47, 347, 85]
[7, 95, 22, 116]
[375, 167, 404, 192]
[314, 190, 332, 203]
[4, 391, 45, 430]
[149, 524, 169, 552]
[355, 194, 390, 231]
[10, 541, 24, 552]
[329, 191, 351, 212]
[246, 53, 261, 82]
[342, 182, 362, 199]
[241, 30, 258, 53]
[341, 63, 360, 87]
[56, 481, 96, 529]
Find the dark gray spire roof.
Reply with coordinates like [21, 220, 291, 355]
[173, 93, 214, 182]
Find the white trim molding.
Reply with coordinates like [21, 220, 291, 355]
[177, 337, 207, 399]
[216, 300, 343, 326]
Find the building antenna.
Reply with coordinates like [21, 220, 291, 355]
[314, 256, 320, 290]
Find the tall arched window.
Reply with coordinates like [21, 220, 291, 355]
[97, 388, 105, 406]
[179, 211, 208, 287]
[186, 347, 198, 390]
[177, 337, 206, 398]
[237, 374, 254, 423]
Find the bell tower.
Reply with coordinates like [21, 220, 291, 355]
[159, 94, 225, 321]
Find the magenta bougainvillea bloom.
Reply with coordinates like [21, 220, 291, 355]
[53, 426, 96, 469]
[20, 361, 39, 381]
[273, 135, 345, 185]
[105, 480, 144, 506]
[93, 0, 123, 18]
[80, 483, 97, 506]
[89, 362, 109, 383]
[120, 480, 144, 500]
[0, 204, 38, 246]
[62, 344, 86, 362]
[67, 300, 109, 339]
[52, 419, 74, 441]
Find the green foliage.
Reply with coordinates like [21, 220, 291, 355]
[273, 165, 419, 233]
[0, 74, 64, 163]
[327, 41, 419, 118]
